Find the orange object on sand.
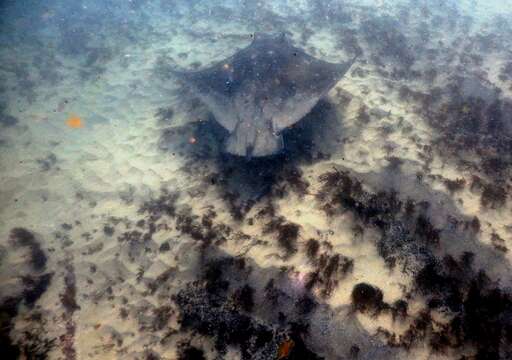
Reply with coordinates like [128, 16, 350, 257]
[66, 116, 84, 128]
[277, 339, 295, 359]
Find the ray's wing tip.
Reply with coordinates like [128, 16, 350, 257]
[335, 54, 359, 78]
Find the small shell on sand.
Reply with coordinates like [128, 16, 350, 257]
[66, 116, 84, 128]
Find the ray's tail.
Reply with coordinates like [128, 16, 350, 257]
[225, 120, 283, 157]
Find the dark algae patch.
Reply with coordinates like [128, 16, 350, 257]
[174, 250, 323, 360]
[1, 228, 55, 358]
[177, 341, 206, 360]
[306, 251, 353, 298]
[413, 75, 512, 191]
[351, 283, 384, 315]
[9, 228, 48, 271]
[264, 216, 300, 256]
[316, 168, 512, 357]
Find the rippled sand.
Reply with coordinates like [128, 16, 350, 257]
[0, 1, 511, 359]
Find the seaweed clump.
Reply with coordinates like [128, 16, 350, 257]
[304, 238, 320, 261]
[361, 15, 415, 75]
[1, 229, 54, 357]
[398, 253, 512, 357]
[21, 273, 53, 307]
[175, 207, 231, 247]
[232, 284, 255, 313]
[177, 341, 206, 360]
[138, 189, 180, 222]
[480, 182, 508, 209]
[422, 77, 512, 183]
[490, 233, 507, 253]
[323, 176, 512, 358]
[351, 283, 384, 315]
[0, 304, 55, 360]
[443, 178, 465, 194]
[272, 166, 310, 198]
[306, 251, 354, 298]
[9, 228, 48, 271]
[136, 190, 233, 253]
[172, 248, 322, 359]
[264, 216, 300, 256]
[316, 168, 440, 271]
[174, 282, 321, 360]
[0, 298, 22, 359]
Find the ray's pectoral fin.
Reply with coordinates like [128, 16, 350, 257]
[225, 120, 283, 157]
[173, 33, 357, 157]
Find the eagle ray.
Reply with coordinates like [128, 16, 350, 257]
[173, 33, 356, 157]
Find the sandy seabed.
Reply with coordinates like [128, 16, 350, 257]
[0, 1, 511, 359]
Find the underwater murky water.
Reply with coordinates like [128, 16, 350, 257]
[1, 0, 512, 359]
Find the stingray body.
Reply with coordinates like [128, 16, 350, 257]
[173, 33, 356, 157]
